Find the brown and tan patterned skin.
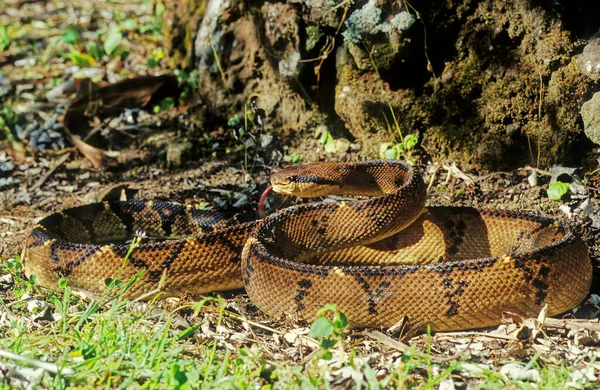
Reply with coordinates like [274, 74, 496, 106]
[23, 160, 592, 331]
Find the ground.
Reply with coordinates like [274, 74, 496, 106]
[1, 0, 600, 389]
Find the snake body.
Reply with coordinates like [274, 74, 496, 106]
[23, 161, 592, 331]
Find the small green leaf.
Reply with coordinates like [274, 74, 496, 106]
[177, 323, 201, 340]
[547, 181, 569, 201]
[153, 97, 175, 113]
[316, 303, 338, 316]
[321, 350, 333, 360]
[320, 339, 336, 349]
[383, 148, 398, 159]
[324, 135, 336, 153]
[0, 25, 9, 51]
[69, 51, 96, 67]
[335, 311, 349, 329]
[88, 44, 105, 59]
[121, 18, 137, 30]
[104, 25, 122, 55]
[160, 97, 175, 111]
[105, 277, 123, 288]
[147, 58, 159, 68]
[284, 152, 302, 164]
[58, 277, 68, 290]
[228, 115, 241, 127]
[61, 26, 79, 44]
[318, 130, 336, 153]
[6, 257, 21, 273]
[153, 49, 165, 60]
[403, 134, 418, 149]
[318, 131, 329, 145]
[364, 364, 380, 389]
[309, 317, 334, 338]
[170, 363, 188, 388]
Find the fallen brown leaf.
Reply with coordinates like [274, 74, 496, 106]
[64, 75, 180, 135]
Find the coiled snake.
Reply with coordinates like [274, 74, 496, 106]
[23, 160, 592, 331]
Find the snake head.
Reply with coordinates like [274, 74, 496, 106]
[270, 165, 342, 198]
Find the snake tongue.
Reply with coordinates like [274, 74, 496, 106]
[258, 185, 273, 218]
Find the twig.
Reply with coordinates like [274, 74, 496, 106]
[543, 318, 600, 332]
[523, 166, 552, 176]
[0, 215, 30, 221]
[0, 349, 75, 376]
[364, 330, 466, 363]
[29, 152, 71, 192]
[426, 164, 440, 192]
[364, 330, 410, 352]
[443, 163, 474, 186]
[433, 331, 516, 341]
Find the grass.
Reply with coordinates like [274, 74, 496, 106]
[0, 252, 597, 389]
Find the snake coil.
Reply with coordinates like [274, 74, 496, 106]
[24, 160, 592, 331]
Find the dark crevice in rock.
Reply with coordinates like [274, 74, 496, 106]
[538, 0, 600, 39]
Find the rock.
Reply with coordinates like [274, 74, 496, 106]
[335, 44, 421, 157]
[166, 140, 193, 168]
[192, 0, 308, 131]
[335, 138, 351, 153]
[580, 92, 600, 145]
[0, 161, 14, 178]
[576, 32, 600, 80]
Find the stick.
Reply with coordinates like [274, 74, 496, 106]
[0, 349, 75, 376]
[29, 152, 71, 191]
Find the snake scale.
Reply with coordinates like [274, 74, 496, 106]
[23, 160, 592, 331]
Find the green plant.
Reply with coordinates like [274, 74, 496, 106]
[67, 50, 96, 67]
[308, 304, 349, 360]
[153, 97, 175, 113]
[60, 26, 79, 45]
[147, 48, 165, 69]
[380, 135, 418, 161]
[315, 126, 337, 153]
[454, 188, 466, 197]
[104, 24, 122, 56]
[547, 181, 569, 201]
[0, 109, 25, 153]
[0, 255, 37, 300]
[283, 152, 302, 163]
[364, 43, 419, 162]
[0, 25, 9, 51]
[379, 103, 419, 163]
[176, 69, 199, 102]
[227, 106, 258, 174]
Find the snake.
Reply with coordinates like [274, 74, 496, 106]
[23, 160, 592, 331]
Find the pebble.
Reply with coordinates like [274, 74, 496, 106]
[581, 92, 600, 145]
[576, 32, 600, 80]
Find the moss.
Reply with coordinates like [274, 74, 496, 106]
[414, 0, 590, 168]
[546, 60, 593, 139]
[347, 40, 402, 71]
[335, 46, 426, 157]
[305, 24, 323, 52]
[162, 0, 207, 69]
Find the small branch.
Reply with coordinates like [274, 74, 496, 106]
[0, 349, 75, 376]
[543, 318, 600, 332]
